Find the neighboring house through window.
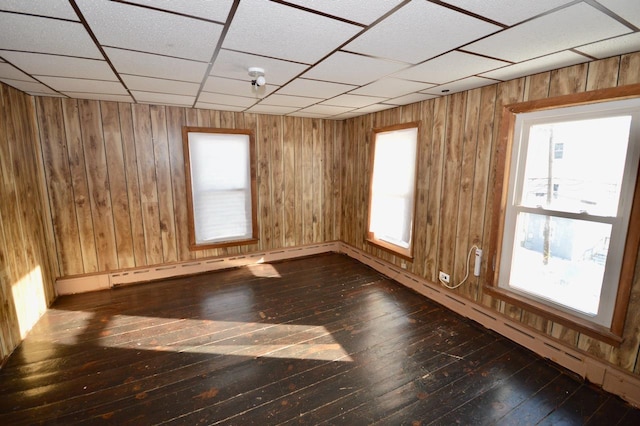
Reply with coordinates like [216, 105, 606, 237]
[489, 89, 640, 344]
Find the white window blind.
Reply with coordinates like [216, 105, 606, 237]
[187, 131, 254, 245]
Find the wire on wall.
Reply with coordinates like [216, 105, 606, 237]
[439, 245, 480, 289]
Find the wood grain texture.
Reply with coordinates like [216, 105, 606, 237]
[100, 101, 135, 269]
[340, 54, 640, 376]
[2, 254, 638, 424]
[35, 102, 341, 276]
[117, 103, 147, 267]
[78, 99, 118, 272]
[0, 83, 56, 362]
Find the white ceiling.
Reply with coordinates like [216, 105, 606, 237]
[0, 0, 638, 120]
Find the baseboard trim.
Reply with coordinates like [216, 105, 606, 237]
[55, 242, 340, 295]
[337, 242, 640, 408]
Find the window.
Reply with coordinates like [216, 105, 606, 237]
[182, 127, 258, 249]
[367, 123, 419, 260]
[489, 89, 640, 344]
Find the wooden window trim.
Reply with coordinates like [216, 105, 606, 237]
[366, 122, 420, 261]
[486, 84, 640, 346]
[182, 126, 259, 251]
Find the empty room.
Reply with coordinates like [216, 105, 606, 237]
[2, 0, 640, 424]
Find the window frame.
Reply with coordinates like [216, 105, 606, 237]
[182, 126, 259, 250]
[486, 84, 640, 346]
[366, 122, 420, 261]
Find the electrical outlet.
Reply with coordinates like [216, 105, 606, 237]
[401, 260, 407, 269]
[439, 271, 450, 284]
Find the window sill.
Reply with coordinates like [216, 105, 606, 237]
[190, 237, 259, 251]
[483, 285, 623, 347]
[366, 237, 413, 262]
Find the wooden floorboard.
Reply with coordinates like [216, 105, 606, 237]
[1, 253, 638, 425]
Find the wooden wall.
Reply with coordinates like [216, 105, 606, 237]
[0, 83, 57, 363]
[340, 52, 640, 375]
[35, 99, 342, 277]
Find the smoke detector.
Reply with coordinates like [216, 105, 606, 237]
[248, 67, 266, 87]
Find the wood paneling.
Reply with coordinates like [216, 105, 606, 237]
[9, 50, 640, 383]
[36, 101, 342, 277]
[0, 83, 56, 363]
[340, 52, 640, 376]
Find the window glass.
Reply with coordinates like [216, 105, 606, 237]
[368, 124, 419, 258]
[499, 99, 640, 328]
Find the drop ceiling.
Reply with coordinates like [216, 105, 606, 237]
[0, 0, 638, 120]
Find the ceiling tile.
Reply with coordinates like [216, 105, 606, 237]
[203, 76, 279, 98]
[195, 102, 246, 112]
[281, 0, 404, 25]
[121, 75, 199, 96]
[75, 0, 223, 61]
[302, 52, 407, 85]
[0, 51, 116, 80]
[331, 111, 363, 120]
[344, 0, 500, 64]
[385, 93, 439, 106]
[122, 0, 234, 22]
[37, 76, 128, 94]
[287, 111, 329, 118]
[277, 79, 355, 98]
[104, 47, 208, 82]
[0, 12, 102, 58]
[598, 0, 640, 28]
[422, 76, 497, 95]
[575, 33, 640, 60]
[131, 91, 194, 106]
[0, 0, 79, 20]
[298, 104, 354, 115]
[0, 62, 37, 82]
[355, 103, 396, 114]
[63, 92, 133, 103]
[351, 77, 433, 98]
[320, 94, 387, 108]
[198, 92, 258, 108]
[0, 78, 59, 94]
[393, 51, 509, 84]
[245, 104, 300, 115]
[222, 0, 361, 64]
[211, 49, 309, 86]
[259, 94, 320, 108]
[440, 0, 574, 26]
[480, 50, 589, 81]
[464, 3, 632, 62]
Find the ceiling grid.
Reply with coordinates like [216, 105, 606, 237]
[0, 0, 637, 120]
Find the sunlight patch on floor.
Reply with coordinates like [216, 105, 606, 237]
[45, 313, 353, 362]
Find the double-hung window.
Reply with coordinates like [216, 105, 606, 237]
[493, 94, 640, 342]
[367, 123, 419, 260]
[183, 127, 258, 249]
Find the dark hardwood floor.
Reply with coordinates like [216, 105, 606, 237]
[1, 253, 639, 425]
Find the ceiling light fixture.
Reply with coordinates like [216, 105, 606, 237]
[248, 67, 266, 87]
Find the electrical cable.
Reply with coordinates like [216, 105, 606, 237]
[439, 245, 479, 289]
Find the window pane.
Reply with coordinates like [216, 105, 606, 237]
[521, 116, 631, 216]
[369, 126, 418, 250]
[509, 212, 611, 315]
